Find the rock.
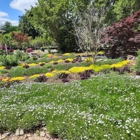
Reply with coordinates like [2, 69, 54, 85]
[127, 55, 136, 60]
[1, 132, 11, 139]
[15, 128, 24, 136]
[41, 127, 47, 131]
[40, 131, 46, 137]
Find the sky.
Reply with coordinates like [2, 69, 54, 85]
[0, 0, 38, 26]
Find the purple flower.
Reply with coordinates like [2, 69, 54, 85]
[2, 46, 6, 50]
[9, 48, 14, 53]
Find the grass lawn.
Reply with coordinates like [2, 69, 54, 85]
[0, 73, 140, 140]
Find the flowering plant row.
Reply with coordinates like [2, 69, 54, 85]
[0, 60, 130, 83]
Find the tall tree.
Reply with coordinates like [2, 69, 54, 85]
[1, 22, 18, 33]
[29, 0, 90, 52]
[100, 10, 140, 58]
[113, 0, 140, 20]
[19, 11, 41, 39]
[73, 0, 109, 64]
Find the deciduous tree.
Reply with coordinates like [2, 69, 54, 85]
[101, 10, 140, 58]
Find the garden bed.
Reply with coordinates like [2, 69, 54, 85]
[0, 74, 140, 139]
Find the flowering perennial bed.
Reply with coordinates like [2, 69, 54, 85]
[0, 60, 130, 83]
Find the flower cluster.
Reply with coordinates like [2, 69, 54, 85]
[63, 53, 70, 56]
[45, 72, 54, 77]
[69, 66, 92, 73]
[29, 74, 41, 79]
[0, 66, 5, 70]
[10, 76, 25, 82]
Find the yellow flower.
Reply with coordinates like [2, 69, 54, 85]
[84, 57, 94, 63]
[90, 64, 111, 72]
[90, 52, 95, 55]
[57, 59, 64, 63]
[56, 70, 70, 74]
[69, 66, 92, 73]
[63, 53, 70, 56]
[52, 70, 57, 73]
[121, 60, 130, 65]
[45, 72, 54, 77]
[10, 76, 25, 82]
[38, 62, 46, 65]
[111, 63, 124, 68]
[90, 65, 100, 72]
[110, 60, 130, 68]
[65, 58, 74, 62]
[0, 66, 5, 70]
[29, 74, 41, 79]
[19, 63, 25, 66]
[28, 63, 37, 67]
[2, 78, 10, 82]
[47, 54, 52, 57]
[98, 51, 104, 55]
[49, 60, 55, 64]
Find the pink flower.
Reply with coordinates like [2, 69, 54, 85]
[2, 46, 6, 50]
[26, 48, 33, 53]
[9, 48, 14, 52]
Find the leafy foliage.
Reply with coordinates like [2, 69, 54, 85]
[0, 54, 19, 67]
[11, 32, 30, 50]
[135, 50, 140, 73]
[0, 22, 18, 34]
[34, 75, 48, 82]
[19, 13, 41, 39]
[101, 10, 140, 58]
[113, 0, 140, 20]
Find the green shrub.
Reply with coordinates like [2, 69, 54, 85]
[15, 50, 24, 60]
[52, 63, 74, 71]
[43, 63, 52, 69]
[25, 58, 36, 64]
[36, 57, 50, 63]
[32, 56, 38, 61]
[21, 53, 29, 61]
[0, 69, 9, 74]
[0, 54, 19, 66]
[96, 58, 123, 66]
[8, 66, 26, 77]
[77, 61, 91, 67]
[24, 66, 42, 76]
[135, 50, 140, 72]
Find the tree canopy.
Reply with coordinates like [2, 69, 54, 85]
[0, 22, 18, 34]
[101, 10, 140, 58]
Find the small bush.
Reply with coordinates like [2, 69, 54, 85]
[34, 75, 48, 82]
[9, 67, 26, 77]
[135, 50, 140, 73]
[96, 58, 123, 66]
[0, 54, 19, 67]
[0, 69, 9, 74]
[24, 66, 42, 76]
[25, 58, 34, 64]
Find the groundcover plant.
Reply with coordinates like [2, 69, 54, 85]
[0, 73, 140, 140]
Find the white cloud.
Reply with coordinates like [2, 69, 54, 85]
[0, 11, 9, 17]
[10, 0, 38, 13]
[0, 11, 19, 26]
